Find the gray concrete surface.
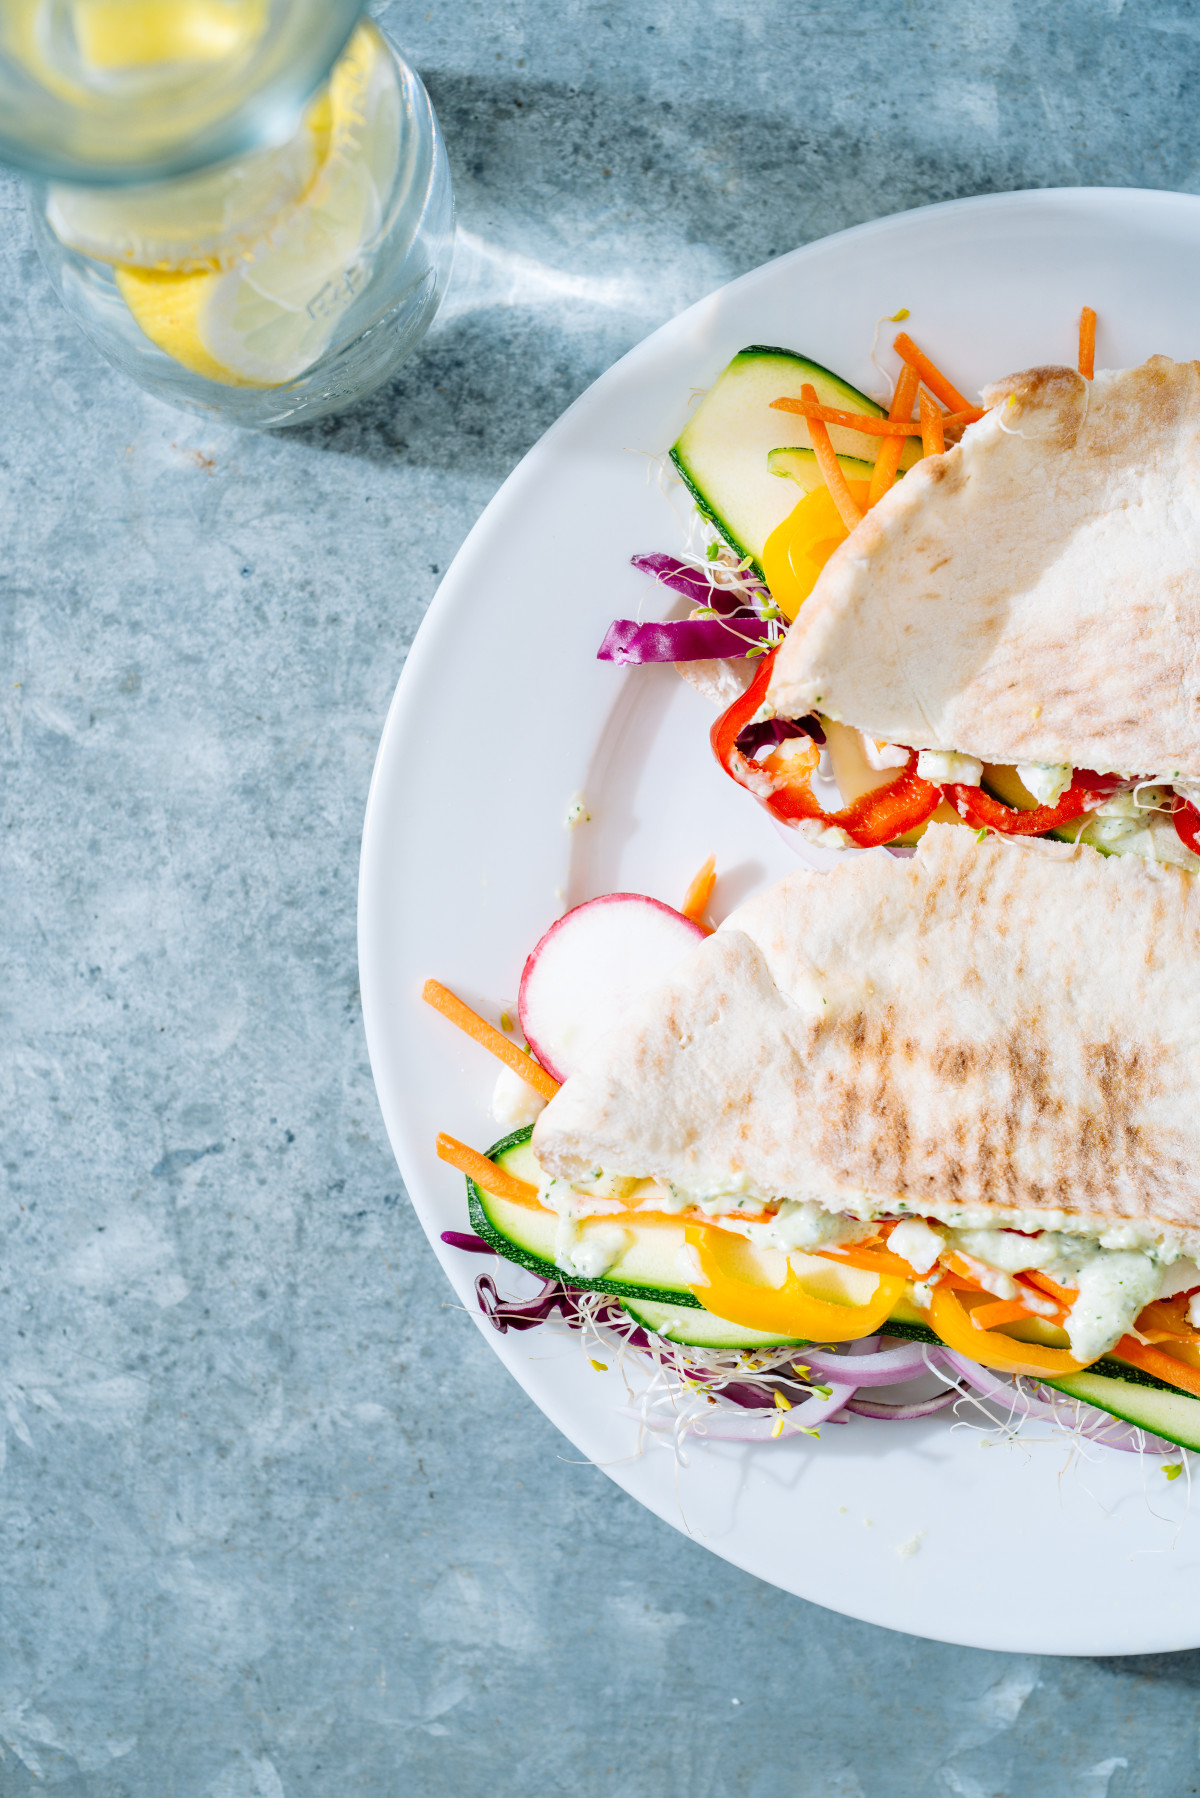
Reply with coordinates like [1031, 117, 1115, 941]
[4, 1, 1200, 1792]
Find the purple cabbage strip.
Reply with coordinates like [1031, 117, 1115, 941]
[598, 552, 775, 665]
[474, 1273, 576, 1333]
[597, 615, 772, 666]
[441, 1230, 495, 1255]
[735, 714, 825, 756]
[631, 551, 766, 617]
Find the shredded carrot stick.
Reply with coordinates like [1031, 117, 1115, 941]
[770, 398, 983, 436]
[919, 389, 945, 458]
[1113, 1335, 1200, 1400]
[771, 399, 921, 436]
[423, 979, 560, 1101]
[818, 1243, 914, 1279]
[1022, 1269, 1078, 1311]
[868, 362, 920, 508]
[1078, 306, 1096, 380]
[969, 1296, 1040, 1330]
[800, 383, 863, 531]
[681, 854, 716, 927]
[893, 330, 974, 415]
[939, 1271, 985, 1294]
[436, 1132, 544, 1206]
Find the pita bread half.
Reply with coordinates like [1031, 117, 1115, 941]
[766, 357, 1200, 780]
[532, 827, 1200, 1250]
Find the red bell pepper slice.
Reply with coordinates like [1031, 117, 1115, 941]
[711, 652, 941, 848]
[943, 771, 1123, 836]
[1175, 798, 1200, 856]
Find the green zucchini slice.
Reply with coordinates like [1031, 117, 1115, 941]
[466, 1127, 703, 1309]
[1041, 1369, 1200, 1452]
[620, 1296, 811, 1350]
[766, 444, 877, 492]
[670, 346, 920, 575]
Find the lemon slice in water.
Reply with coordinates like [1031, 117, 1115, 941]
[115, 22, 400, 387]
[196, 24, 400, 384]
[48, 114, 323, 271]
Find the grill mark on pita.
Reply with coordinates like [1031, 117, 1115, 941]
[813, 989, 1173, 1219]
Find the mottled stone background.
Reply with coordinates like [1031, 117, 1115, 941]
[4, 1, 1200, 1792]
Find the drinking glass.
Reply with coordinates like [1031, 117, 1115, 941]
[4, 2, 454, 425]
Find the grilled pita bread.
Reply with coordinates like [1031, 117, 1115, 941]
[533, 827, 1200, 1249]
[766, 357, 1200, 780]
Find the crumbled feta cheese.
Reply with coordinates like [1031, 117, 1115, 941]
[888, 1218, 945, 1275]
[564, 790, 590, 829]
[793, 820, 853, 850]
[490, 1064, 548, 1129]
[774, 736, 816, 763]
[1016, 762, 1073, 806]
[916, 749, 984, 786]
[860, 733, 910, 771]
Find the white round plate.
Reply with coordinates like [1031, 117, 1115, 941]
[360, 188, 1200, 1655]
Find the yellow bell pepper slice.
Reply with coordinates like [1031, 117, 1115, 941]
[686, 1222, 905, 1342]
[929, 1282, 1090, 1378]
[761, 480, 870, 622]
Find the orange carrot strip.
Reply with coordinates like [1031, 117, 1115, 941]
[770, 399, 922, 436]
[771, 398, 984, 436]
[868, 362, 921, 508]
[436, 1133, 544, 1207]
[423, 979, 560, 1101]
[801, 383, 863, 531]
[1022, 1269, 1078, 1310]
[945, 1253, 988, 1287]
[919, 389, 945, 457]
[970, 1297, 1040, 1330]
[681, 855, 716, 926]
[818, 1243, 915, 1279]
[1113, 1335, 1200, 1400]
[932, 1266, 985, 1295]
[1078, 306, 1096, 380]
[893, 331, 974, 414]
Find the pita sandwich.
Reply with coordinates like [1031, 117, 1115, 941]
[531, 827, 1200, 1364]
[767, 357, 1200, 785]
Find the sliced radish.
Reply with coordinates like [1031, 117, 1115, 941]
[518, 893, 707, 1084]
